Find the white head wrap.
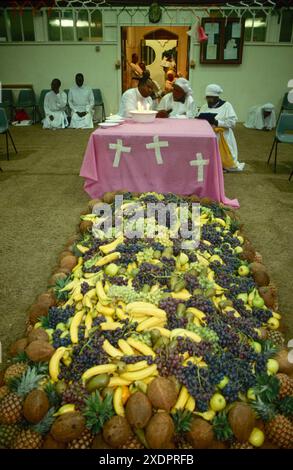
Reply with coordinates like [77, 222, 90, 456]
[205, 84, 223, 97]
[174, 78, 193, 96]
[262, 103, 274, 111]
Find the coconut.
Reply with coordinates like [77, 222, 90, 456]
[249, 262, 270, 286]
[102, 416, 132, 448]
[79, 220, 93, 234]
[209, 440, 229, 449]
[125, 391, 152, 429]
[37, 292, 56, 308]
[186, 418, 214, 449]
[275, 349, 293, 375]
[258, 286, 275, 309]
[9, 338, 28, 357]
[25, 340, 55, 362]
[51, 412, 86, 443]
[60, 255, 77, 271]
[91, 433, 113, 449]
[240, 243, 256, 263]
[58, 251, 73, 262]
[42, 434, 66, 449]
[228, 402, 256, 442]
[88, 198, 102, 211]
[147, 377, 178, 411]
[27, 328, 49, 344]
[48, 272, 67, 287]
[145, 413, 175, 449]
[65, 234, 79, 247]
[28, 303, 49, 325]
[23, 389, 49, 424]
[102, 192, 116, 204]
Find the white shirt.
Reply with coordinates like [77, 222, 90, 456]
[244, 104, 276, 130]
[43, 90, 68, 129]
[118, 88, 153, 118]
[157, 93, 197, 118]
[68, 85, 94, 113]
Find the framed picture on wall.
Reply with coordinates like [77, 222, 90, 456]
[200, 18, 244, 65]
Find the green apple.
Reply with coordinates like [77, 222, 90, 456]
[237, 293, 248, 303]
[252, 341, 262, 353]
[104, 263, 119, 277]
[247, 388, 256, 401]
[210, 393, 226, 412]
[56, 322, 66, 332]
[234, 246, 243, 255]
[248, 427, 265, 447]
[218, 376, 229, 389]
[237, 235, 244, 245]
[253, 295, 265, 308]
[267, 358, 279, 375]
[238, 265, 250, 277]
[267, 317, 280, 330]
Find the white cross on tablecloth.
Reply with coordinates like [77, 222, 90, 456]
[109, 139, 131, 167]
[146, 135, 169, 165]
[190, 153, 210, 182]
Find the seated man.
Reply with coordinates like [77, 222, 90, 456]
[244, 103, 276, 131]
[68, 73, 94, 129]
[198, 84, 244, 171]
[156, 78, 197, 119]
[43, 79, 68, 129]
[118, 72, 153, 118]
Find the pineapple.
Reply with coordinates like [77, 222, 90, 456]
[177, 439, 193, 450]
[172, 409, 193, 449]
[265, 415, 293, 449]
[67, 429, 94, 449]
[0, 367, 45, 425]
[267, 330, 284, 347]
[277, 374, 293, 399]
[83, 391, 114, 435]
[120, 433, 144, 450]
[4, 363, 28, 384]
[0, 424, 20, 447]
[62, 382, 89, 411]
[231, 441, 253, 449]
[13, 429, 43, 449]
[212, 412, 234, 443]
[0, 386, 10, 401]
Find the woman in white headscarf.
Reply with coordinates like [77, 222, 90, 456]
[244, 103, 276, 130]
[156, 78, 197, 119]
[198, 84, 245, 171]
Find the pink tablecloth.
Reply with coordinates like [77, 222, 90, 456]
[80, 119, 239, 208]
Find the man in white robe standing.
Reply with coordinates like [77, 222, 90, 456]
[244, 103, 276, 131]
[198, 84, 245, 171]
[68, 73, 94, 129]
[43, 79, 68, 129]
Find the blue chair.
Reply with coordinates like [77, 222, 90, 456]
[276, 92, 293, 125]
[17, 89, 37, 123]
[267, 113, 293, 174]
[93, 89, 106, 122]
[0, 89, 14, 122]
[38, 89, 50, 121]
[0, 108, 17, 160]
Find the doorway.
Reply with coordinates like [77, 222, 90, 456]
[121, 26, 190, 93]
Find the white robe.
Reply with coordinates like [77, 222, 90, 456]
[157, 93, 197, 119]
[244, 104, 276, 130]
[68, 85, 94, 129]
[199, 101, 244, 171]
[43, 90, 68, 129]
[118, 88, 153, 118]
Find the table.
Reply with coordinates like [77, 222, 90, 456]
[80, 119, 239, 208]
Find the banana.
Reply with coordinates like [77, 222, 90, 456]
[100, 321, 124, 331]
[70, 310, 85, 344]
[99, 235, 124, 254]
[95, 252, 121, 267]
[49, 347, 67, 382]
[172, 386, 189, 412]
[96, 280, 111, 305]
[171, 290, 191, 301]
[120, 364, 158, 382]
[185, 396, 196, 412]
[97, 302, 115, 316]
[118, 339, 135, 355]
[84, 311, 93, 338]
[143, 376, 156, 385]
[136, 317, 165, 332]
[195, 410, 215, 421]
[183, 356, 202, 366]
[54, 404, 76, 416]
[186, 307, 206, 321]
[116, 308, 129, 321]
[72, 286, 83, 303]
[34, 322, 42, 329]
[113, 387, 125, 417]
[102, 339, 123, 358]
[76, 244, 89, 254]
[127, 306, 166, 320]
[126, 338, 156, 358]
[272, 311, 281, 320]
[82, 364, 117, 383]
[207, 271, 215, 282]
[214, 217, 226, 227]
[109, 377, 131, 387]
[134, 316, 149, 324]
[248, 289, 256, 306]
[126, 360, 148, 372]
[170, 328, 201, 343]
[196, 253, 210, 267]
[126, 301, 157, 313]
[146, 327, 171, 338]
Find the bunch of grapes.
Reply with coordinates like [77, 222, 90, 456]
[103, 319, 137, 347]
[47, 305, 75, 329]
[180, 364, 215, 411]
[201, 225, 223, 246]
[221, 253, 242, 273]
[184, 273, 200, 292]
[187, 323, 219, 345]
[252, 307, 273, 323]
[122, 355, 153, 365]
[136, 248, 155, 264]
[132, 263, 168, 290]
[82, 239, 106, 261]
[104, 275, 128, 286]
[186, 295, 216, 316]
[81, 282, 90, 295]
[52, 330, 71, 349]
[155, 345, 183, 378]
[207, 319, 239, 349]
[159, 297, 187, 329]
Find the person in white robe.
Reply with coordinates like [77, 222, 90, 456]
[118, 74, 153, 118]
[68, 73, 94, 129]
[156, 78, 197, 119]
[244, 103, 276, 131]
[198, 84, 245, 171]
[43, 79, 68, 129]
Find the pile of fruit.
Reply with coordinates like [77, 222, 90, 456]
[0, 191, 292, 450]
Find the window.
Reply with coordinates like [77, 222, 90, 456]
[90, 10, 102, 41]
[244, 12, 253, 41]
[76, 9, 89, 41]
[61, 10, 74, 41]
[22, 10, 35, 41]
[0, 10, 7, 41]
[279, 9, 293, 42]
[48, 10, 61, 41]
[243, 11, 267, 42]
[8, 10, 22, 41]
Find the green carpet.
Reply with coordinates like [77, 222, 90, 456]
[0, 124, 292, 366]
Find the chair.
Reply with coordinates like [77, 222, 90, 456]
[0, 89, 14, 122]
[267, 113, 293, 174]
[276, 92, 293, 124]
[38, 89, 50, 121]
[16, 89, 37, 124]
[0, 108, 18, 160]
[93, 89, 106, 122]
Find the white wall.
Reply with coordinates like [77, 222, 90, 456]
[1, 42, 292, 121]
